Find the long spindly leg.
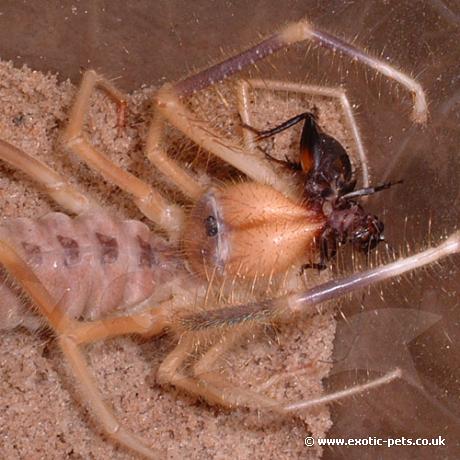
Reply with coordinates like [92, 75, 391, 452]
[161, 318, 403, 416]
[156, 334, 220, 402]
[145, 111, 205, 201]
[164, 231, 460, 414]
[0, 240, 167, 459]
[157, 329, 286, 413]
[283, 368, 403, 412]
[236, 79, 370, 188]
[155, 19, 426, 189]
[69, 302, 170, 345]
[62, 70, 184, 238]
[176, 323, 402, 415]
[173, 20, 427, 124]
[0, 139, 96, 214]
[191, 328, 288, 412]
[155, 84, 282, 190]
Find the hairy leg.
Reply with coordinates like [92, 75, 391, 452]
[156, 19, 426, 190]
[145, 112, 205, 201]
[155, 84, 281, 189]
[0, 139, 95, 214]
[157, 329, 286, 412]
[236, 79, 370, 188]
[0, 240, 166, 459]
[173, 20, 427, 123]
[62, 70, 184, 237]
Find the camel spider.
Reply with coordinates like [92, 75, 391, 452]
[0, 19, 457, 459]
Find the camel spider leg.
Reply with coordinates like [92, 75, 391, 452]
[158, 231, 460, 416]
[0, 239, 165, 459]
[172, 20, 427, 123]
[158, 326, 288, 413]
[154, 84, 282, 189]
[145, 112, 205, 201]
[153, 19, 426, 191]
[0, 139, 95, 214]
[157, 331, 282, 414]
[236, 79, 370, 188]
[61, 70, 185, 237]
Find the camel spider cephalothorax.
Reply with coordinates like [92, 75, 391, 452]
[0, 19, 458, 459]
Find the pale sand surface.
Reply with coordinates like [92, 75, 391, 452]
[0, 61, 359, 459]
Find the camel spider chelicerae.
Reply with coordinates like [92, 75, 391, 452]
[0, 19, 458, 459]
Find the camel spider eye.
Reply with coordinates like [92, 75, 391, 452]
[205, 215, 219, 237]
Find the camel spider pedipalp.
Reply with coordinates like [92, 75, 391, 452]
[0, 18, 451, 460]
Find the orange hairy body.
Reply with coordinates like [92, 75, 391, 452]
[184, 182, 325, 277]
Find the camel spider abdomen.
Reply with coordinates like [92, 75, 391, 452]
[0, 17, 457, 460]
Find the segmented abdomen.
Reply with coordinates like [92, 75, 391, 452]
[0, 211, 184, 322]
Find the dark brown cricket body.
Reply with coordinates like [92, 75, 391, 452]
[246, 111, 398, 270]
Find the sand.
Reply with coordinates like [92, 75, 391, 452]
[0, 60, 359, 459]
